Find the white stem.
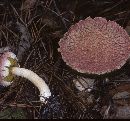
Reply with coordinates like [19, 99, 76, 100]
[11, 67, 51, 103]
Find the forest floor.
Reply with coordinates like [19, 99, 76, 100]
[0, 0, 130, 119]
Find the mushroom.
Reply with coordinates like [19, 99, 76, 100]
[58, 17, 130, 75]
[0, 51, 51, 103]
[73, 77, 94, 92]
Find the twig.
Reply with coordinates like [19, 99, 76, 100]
[9, 103, 40, 108]
[52, 0, 68, 30]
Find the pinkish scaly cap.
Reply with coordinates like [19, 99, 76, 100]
[58, 17, 130, 75]
[0, 52, 18, 86]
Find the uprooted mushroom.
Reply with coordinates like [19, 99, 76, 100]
[0, 50, 51, 103]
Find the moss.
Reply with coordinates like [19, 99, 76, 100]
[0, 108, 27, 119]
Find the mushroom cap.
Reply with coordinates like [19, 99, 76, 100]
[58, 17, 130, 75]
[0, 51, 18, 86]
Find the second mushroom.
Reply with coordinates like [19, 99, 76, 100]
[0, 50, 51, 103]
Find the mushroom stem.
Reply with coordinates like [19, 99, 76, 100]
[11, 67, 51, 103]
